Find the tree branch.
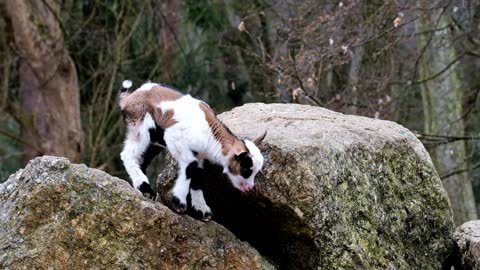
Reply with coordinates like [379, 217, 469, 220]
[441, 161, 480, 180]
[0, 128, 42, 153]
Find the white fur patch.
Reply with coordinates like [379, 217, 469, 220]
[190, 189, 211, 214]
[137, 82, 158, 92]
[245, 139, 264, 173]
[120, 113, 156, 189]
[160, 95, 225, 165]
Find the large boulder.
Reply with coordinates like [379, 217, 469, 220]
[158, 103, 454, 269]
[0, 156, 274, 269]
[453, 220, 480, 269]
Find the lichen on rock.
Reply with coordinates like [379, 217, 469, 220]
[0, 156, 274, 269]
[157, 103, 455, 269]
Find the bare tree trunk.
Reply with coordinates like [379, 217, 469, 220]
[455, 1, 480, 218]
[347, 45, 363, 115]
[417, 4, 477, 225]
[5, 0, 82, 163]
[156, 0, 180, 80]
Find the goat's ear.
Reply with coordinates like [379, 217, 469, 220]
[235, 152, 249, 161]
[252, 130, 267, 146]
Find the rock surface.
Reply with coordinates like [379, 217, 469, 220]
[453, 220, 480, 269]
[0, 156, 274, 269]
[158, 103, 454, 269]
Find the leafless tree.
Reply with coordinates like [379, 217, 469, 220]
[3, 0, 82, 163]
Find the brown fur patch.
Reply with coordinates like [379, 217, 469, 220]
[198, 102, 247, 158]
[228, 156, 241, 175]
[121, 84, 182, 128]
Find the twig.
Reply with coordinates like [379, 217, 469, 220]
[0, 128, 42, 152]
[416, 132, 480, 148]
[412, 53, 465, 85]
[441, 161, 480, 179]
[417, 133, 480, 141]
[290, 48, 323, 106]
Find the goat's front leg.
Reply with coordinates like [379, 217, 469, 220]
[164, 128, 198, 214]
[187, 160, 212, 221]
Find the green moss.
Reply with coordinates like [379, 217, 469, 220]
[313, 142, 453, 269]
[1, 156, 274, 269]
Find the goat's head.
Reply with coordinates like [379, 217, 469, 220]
[225, 131, 266, 192]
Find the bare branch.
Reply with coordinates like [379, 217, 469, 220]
[441, 162, 480, 180]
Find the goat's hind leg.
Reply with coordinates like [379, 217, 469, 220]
[120, 114, 157, 199]
[170, 159, 193, 213]
[138, 143, 163, 199]
[187, 160, 212, 221]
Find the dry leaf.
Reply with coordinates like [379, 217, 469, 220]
[393, 17, 402, 28]
[238, 21, 246, 32]
[292, 88, 303, 100]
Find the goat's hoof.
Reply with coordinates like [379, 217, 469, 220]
[139, 182, 156, 200]
[171, 196, 187, 214]
[191, 209, 212, 222]
[201, 211, 212, 222]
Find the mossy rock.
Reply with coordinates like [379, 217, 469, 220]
[453, 220, 480, 269]
[0, 156, 274, 269]
[158, 103, 454, 269]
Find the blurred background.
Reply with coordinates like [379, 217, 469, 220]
[0, 0, 479, 225]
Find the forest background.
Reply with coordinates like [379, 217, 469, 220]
[1, 0, 480, 226]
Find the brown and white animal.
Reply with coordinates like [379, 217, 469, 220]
[119, 81, 266, 221]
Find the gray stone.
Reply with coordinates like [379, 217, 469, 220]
[157, 103, 454, 269]
[0, 156, 274, 269]
[453, 220, 480, 269]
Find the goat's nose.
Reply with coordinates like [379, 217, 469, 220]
[241, 183, 254, 191]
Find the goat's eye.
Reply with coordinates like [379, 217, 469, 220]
[241, 167, 252, 175]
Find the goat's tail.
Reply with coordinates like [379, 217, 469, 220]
[118, 80, 134, 109]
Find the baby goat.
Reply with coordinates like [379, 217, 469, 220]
[119, 81, 266, 221]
